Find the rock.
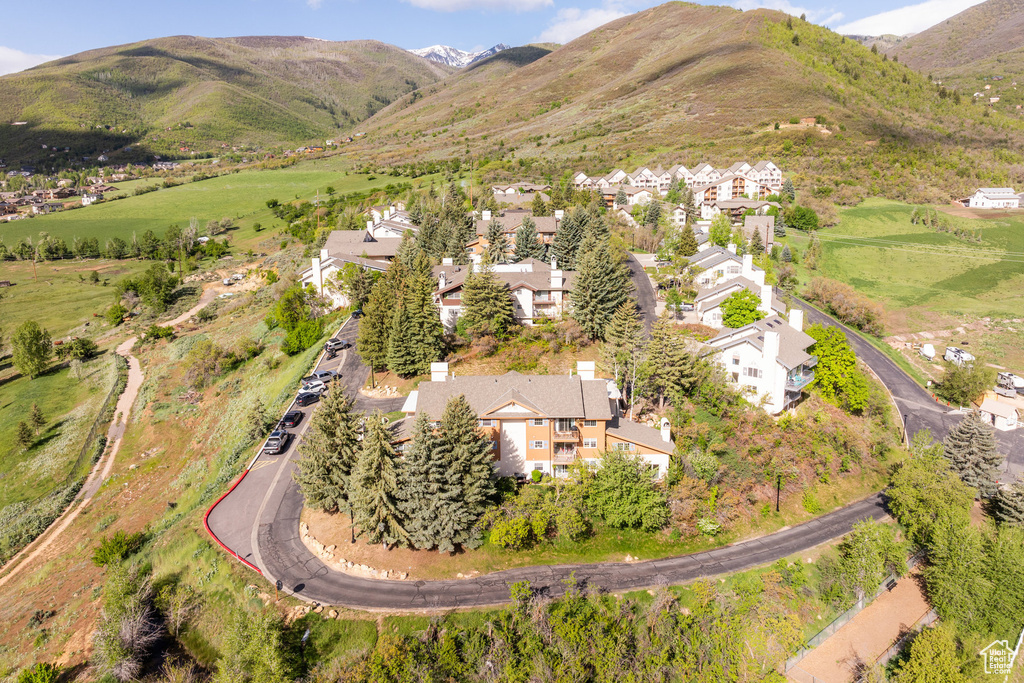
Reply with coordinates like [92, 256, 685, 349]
[326, 545, 336, 553]
[346, 561, 353, 568]
[399, 572, 408, 580]
[380, 570, 388, 579]
[457, 572, 464, 578]
[300, 523, 309, 534]
[328, 609, 339, 619]
[313, 604, 324, 613]
[128, 464, 138, 471]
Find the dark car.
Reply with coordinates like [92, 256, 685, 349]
[325, 338, 351, 352]
[295, 392, 320, 407]
[281, 411, 303, 428]
[351, 309, 363, 319]
[263, 430, 292, 455]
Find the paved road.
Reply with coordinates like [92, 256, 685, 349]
[626, 253, 656, 334]
[796, 297, 1022, 482]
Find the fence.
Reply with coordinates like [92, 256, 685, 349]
[61, 353, 128, 487]
[785, 551, 926, 672]
[860, 609, 939, 678]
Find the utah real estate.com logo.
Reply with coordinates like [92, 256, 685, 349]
[980, 640, 1018, 676]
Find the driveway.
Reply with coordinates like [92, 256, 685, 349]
[626, 253, 656, 334]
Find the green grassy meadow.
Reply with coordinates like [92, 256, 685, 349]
[1, 157, 403, 248]
[787, 199, 1024, 325]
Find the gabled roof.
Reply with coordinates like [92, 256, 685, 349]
[695, 276, 760, 303]
[434, 259, 575, 296]
[709, 316, 815, 370]
[605, 410, 673, 455]
[412, 371, 614, 420]
[323, 230, 401, 259]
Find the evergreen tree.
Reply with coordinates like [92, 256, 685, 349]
[386, 270, 443, 377]
[356, 260, 406, 370]
[531, 193, 550, 216]
[982, 525, 1024, 639]
[483, 219, 510, 264]
[461, 267, 516, 338]
[645, 201, 662, 227]
[245, 397, 268, 443]
[353, 411, 406, 546]
[513, 217, 546, 261]
[923, 517, 991, 631]
[942, 411, 1003, 497]
[434, 395, 495, 548]
[993, 481, 1024, 525]
[676, 224, 698, 258]
[16, 421, 33, 449]
[749, 228, 764, 254]
[398, 414, 450, 550]
[648, 318, 705, 408]
[781, 244, 792, 262]
[682, 186, 697, 224]
[30, 403, 45, 434]
[571, 231, 632, 340]
[551, 207, 592, 270]
[294, 390, 361, 520]
[782, 178, 795, 201]
[615, 188, 627, 207]
[773, 209, 787, 237]
[601, 301, 647, 403]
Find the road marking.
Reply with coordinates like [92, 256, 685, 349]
[251, 459, 278, 471]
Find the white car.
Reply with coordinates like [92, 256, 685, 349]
[300, 379, 328, 394]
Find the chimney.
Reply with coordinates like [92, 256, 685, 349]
[752, 269, 766, 286]
[319, 248, 329, 261]
[554, 209, 564, 220]
[430, 362, 449, 382]
[438, 271, 447, 290]
[763, 330, 780, 366]
[727, 243, 737, 254]
[576, 360, 595, 381]
[384, 208, 391, 220]
[551, 268, 563, 289]
[366, 220, 374, 231]
[660, 417, 671, 443]
[311, 256, 323, 293]
[442, 257, 454, 266]
[482, 210, 491, 221]
[742, 253, 753, 278]
[790, 309, 804, 332]
[759, 284, 773, 314]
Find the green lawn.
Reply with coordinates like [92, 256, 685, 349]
[0, 354, 115, 509]
[1, 156, 402, 248]
[0, 259, 151, 339]
[786, 199, 1024, 321]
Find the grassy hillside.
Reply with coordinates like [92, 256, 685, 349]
[0, 36, 450, 167]
[352, 2, 1024, 202]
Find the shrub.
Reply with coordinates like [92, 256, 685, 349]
[531, 470, 543, 483]
[804, 278, 884, 335]
[281, 319, 324, 355]
[92, 530, 146, 567]
[935, 361, 994, 406]
[55, 337, 99, 361]
[16, 663, 62, 683]
[144, 325, 175, 341]
[491, 516, 533, 550]
[696, 518, 721, 536]
[801, 489, 822, 514]
[688, 449, 719, 481]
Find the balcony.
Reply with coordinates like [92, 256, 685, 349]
[803, 356, 818, 369]
[786, 370, 815, 391]
[552, 429, 579, 441]
[553, 448, 578, 464]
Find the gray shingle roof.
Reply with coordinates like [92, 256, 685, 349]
[413, 372, 614, 420]
[606, 411, 672, 453]
[323, 230, 401, 259]
[709, 316, 815, 370]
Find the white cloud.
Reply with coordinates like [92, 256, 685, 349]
[307, 0, 323, 7]
[0, 46, 60, 76]
[836, 0, 985, 35]
[536, 6, 627, 44]
[402, 0, 552, 11]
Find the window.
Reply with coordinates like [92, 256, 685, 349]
[490, 440, 498, 451]
[446, 291, 461, 300]
[530, 440, 548, 449]
[728, 265, 741, 274]
[531, 418, 547, 427]
[582, 420, 597, 428]
[583, 438, 598, 449]
[478, 419, 494, 427]
[554, 464, 570, 478]
[743, 367, 762, 379]
[555, 418, 575, 432]
[732, 357, 740, 366]
[612, 442, 635, 452]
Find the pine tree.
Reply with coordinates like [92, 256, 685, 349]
[645, 201, 662, 227]
[483, 219, 509, 264]
[749, 229, 765, 254]
[461, 267, 516, 338]
[602, 301, 647, 405]
[682, 187, 697, 223]
[615, 188, 627, 207]
[676, 225, 698, 258]
[353, 411, 406, 546]
[513, 217, 546, 261]
[782, 178, 795, 201]
[30, 403, 45, 434]
[245, 397, 268, 443]
[399, 414, 444, 549]
[942, 411, 1003, 497]
[356, 260, 406, 370]
[571, 231, 632, 340]
[16, 421, 33, 449]
[773, 209, 787, 237]
[435, 395, 494, 549]
[293, 391, 360, 519]
[649, 318, 704, 408]
[386, 270, 442, 377]
[993, 481, 1024, 525]
[551, 207, 587, 270]
[781, 244, 792, 262]
[531, 193, 549, 216]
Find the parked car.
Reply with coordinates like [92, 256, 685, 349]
[301, 379, 328, 394]
[300, 375, 318, 384]
[310, 370, 339, 382]
[231, 273, 244, 281]
[351, 309, 363, 319]
[281, 411, 303, 428]
[295, 392, 320, 407]
[263, 430, 292, 455]
[325, 338, 350, 352]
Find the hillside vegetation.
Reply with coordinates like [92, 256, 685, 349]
[0, 36, 450, 166]
[353, 2, 1024, 202]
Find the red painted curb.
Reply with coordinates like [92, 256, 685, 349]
[204, 470, 262, 574]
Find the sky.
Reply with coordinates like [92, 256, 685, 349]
[0, 0, 986, 76]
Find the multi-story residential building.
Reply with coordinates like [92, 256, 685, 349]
[434, 259, 573, 329]
[750, 161, 783, 190]
[467, 209, 561, 259]
[689, 248, 765, 288]
[705, 310, 816, 414]
[694, 277, 785, 329]
[691, 173, 773, 207]
[397, 361, 674, 478]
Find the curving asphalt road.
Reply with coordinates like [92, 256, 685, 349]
[626, 253, 656, 334]
[206, 292, 1020, 610]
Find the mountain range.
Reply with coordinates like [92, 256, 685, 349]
[410, 44, 510, 69]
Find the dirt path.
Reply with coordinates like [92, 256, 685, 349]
[791, 573, 931, 682]
[0, 285, 218, 588]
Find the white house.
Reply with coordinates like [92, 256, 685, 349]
[966, 188, 1020, 209]
[750, 161, 783, 190]
[977, 398, 1018, 431]
[694, 275, 786, 329]
[705, 310, 817, 414]
[627, 167, 661, 190]
[434, 258, 573, 330]
[689, 247, 765, 288]
[81, 193, 100, 206]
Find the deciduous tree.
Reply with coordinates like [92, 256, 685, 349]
[11, 320, 52, 379]
[720, 289, 764, 328]
[806, 323, 869, 413]
[708, 214, 732, 247]
[588, 450, 668, 531]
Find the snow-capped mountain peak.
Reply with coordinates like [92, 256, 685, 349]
[410, 44, 510, 68]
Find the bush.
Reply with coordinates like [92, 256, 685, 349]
[281, 318, 324, 355]
[696, 518, 721, 536]
[804, 277, 884, 335]
[935, 361, 994, 406]
[589, 451, 669, 531]
[144, 325, 175, 341]
[530, 469, 543, 483]
[16, 663, 62, 683]
[92, 530, 146, 567]
[801, 489, 822, 514]
[491, 516, 533, 550]
[55, 337, 99, 361]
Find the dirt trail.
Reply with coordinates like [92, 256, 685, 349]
[0, 285, 218, 589]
